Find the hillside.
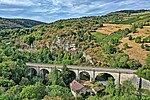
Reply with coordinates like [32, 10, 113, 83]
[0, 17, 45, 30]
[96, 24, 131, 35]
[0, 10, 150, 68]
[110, 9, 150, 15]
[119, 26, 150, 64]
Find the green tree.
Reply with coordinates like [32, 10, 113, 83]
[5, 85, 22, 100]
[45, 85, 72, 99]
[58, 51, 63, 64]
[47, 67, 65, 86]
[128, 35, 132, 40]
[11, 59, 27, 84]
[0, 94, 10, 100]
[19, 82, 46, 100]
[19, 77, 30, 86]
[141, 44, 145, 49]
[127, 60, 141, 69]
[24, 35, 35, 45]
[135, 36, 141, 43]
[105, 77, 116, 95]
[0, 77, 15, 88]
[131, 24, 136, 33]
[62, 65, 75, 85]
[123, 43, 129, 49]
[146, 54, 150, 68]
[104, 44, 117, 54]
[120, 81, 136, 95]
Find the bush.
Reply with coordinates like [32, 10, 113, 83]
[19, 82, 46, 100]
[145, 44, 150, 51]
[141, 44, 145, 49]
[131, 24, 136, 33]
[127, 60, 142, 69]
[137, 67, 150, 80]
[45, 85, 72, 99]
[135, 36, 141, 43]
[128, 35, 132, 40]
[143, 35, 150, 43]
[123, 43, 129, 49]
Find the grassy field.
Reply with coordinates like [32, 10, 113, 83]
[91, 32, 107, 43]
[92, 26, 130, 44]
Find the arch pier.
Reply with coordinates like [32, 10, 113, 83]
[26, 63, 150, 90]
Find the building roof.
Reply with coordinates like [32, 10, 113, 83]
[70, 80, 84, 92]
[92, 86, 104, 92]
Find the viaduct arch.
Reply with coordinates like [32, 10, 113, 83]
[26, 63, 150, 90]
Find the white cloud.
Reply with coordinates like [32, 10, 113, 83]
[0, 0, 33, 6]
[0, 0, 150, 22]
[0, 8, 23, 11]
[117, 0, 140, 6]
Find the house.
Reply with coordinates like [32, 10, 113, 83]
[82, 81, 104, 94]
[91, 86, 104, 94]
[70, 80, 92, 97]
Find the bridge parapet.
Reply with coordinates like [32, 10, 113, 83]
[27, 63, 149, 90]
[26, 63, 136, 74]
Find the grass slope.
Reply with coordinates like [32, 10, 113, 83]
[91, 32, 107, 43]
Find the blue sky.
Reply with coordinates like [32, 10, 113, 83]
[0, 0, 150, 22]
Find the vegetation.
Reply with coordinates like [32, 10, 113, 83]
[91, 32, 107, 43]
[87, 78, 150, 100]
[137, 54, 150, 80]
[128, 35, 133, 40]
[123, 43, 129, 49]
[0, 10, 150, 99]
[135, 36, 142, 43]
[0, 17, 44, 30]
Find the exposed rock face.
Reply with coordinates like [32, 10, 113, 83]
[50, 35, 78, 52]
[83, 52, 94, 65]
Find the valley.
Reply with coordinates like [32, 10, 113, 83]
[0, 9, 150, 100]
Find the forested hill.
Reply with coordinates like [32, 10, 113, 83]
[0, 17, 45, 30]
[109, 9, 150, 14]
[0, 10, 150, 100]
[0, 10, 150, 80]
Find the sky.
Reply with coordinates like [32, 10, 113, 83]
[0, 0, 150, 22]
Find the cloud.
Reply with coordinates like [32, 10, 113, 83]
[0, 0, 150, 22]
[0, 0, 34, 6]
[0, 8, 23, 11]
[117, 0, 139, 6]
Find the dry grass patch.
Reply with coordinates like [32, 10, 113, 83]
[118, 26, 150, 64]
[130, 26, 150, 38]
[96, 24, 131, 35]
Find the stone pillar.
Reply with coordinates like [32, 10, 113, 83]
[76, 69, 80, 81]
[37, 66, 40, 76]
[138, 77, 142, 90]
[116, 72, 121, 87]
[90, 70, 95, 82]
[118, 72, 121, 86]
[48, 67, 52, 73]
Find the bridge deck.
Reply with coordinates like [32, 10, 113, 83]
[26, 63, 137, 74]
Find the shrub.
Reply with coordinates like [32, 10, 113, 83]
[141, 44, 145, 49]
[135, 36, 141, 43]
[123, 43, 129, 49]
[131, 24, 136, 33]
[128, 35, 132, 40]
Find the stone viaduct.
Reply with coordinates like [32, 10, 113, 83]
[26, 63, 150, 90]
